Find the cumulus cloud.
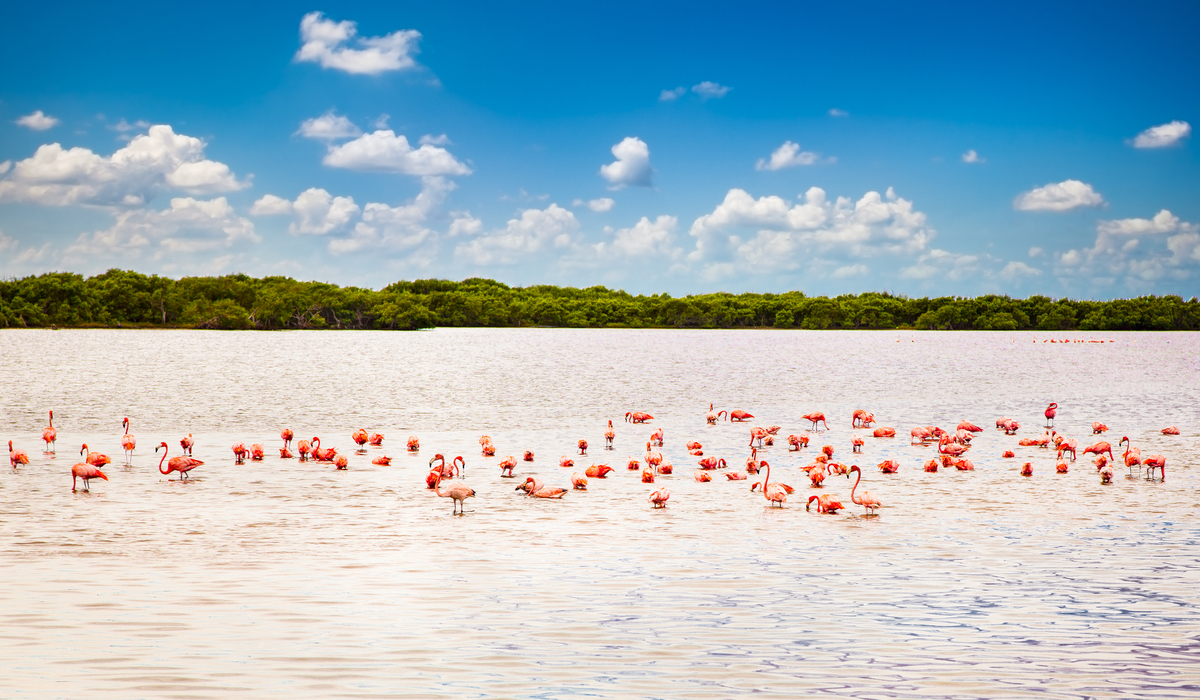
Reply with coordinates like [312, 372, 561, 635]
[691, 81, 731, 99]
[1056, 209, 1200, 285]
[1029, 246, 1044, 257]
[447, 212, 483, 237]
[16, 110, 60, 131]
[659, 87, 686, 102]
[1131, 120, 1191, 149]
[599, 137, 653, 189]
[962, 149, 983, 163]
[294, 12, 422, 75]
[297, 111, 362, 141]
[323, 130, 471, 176]
[419, 133, 451, 146]
[1013, 179, 1104, 212]
[0, 125, 248, 207]
[831, 264, 868, 278]
[595, 215, 680, 259]
[756, 141, 819, 171]
[572, 197, 615, 212]
[455, 204, 579, 265]
[64, 197, 259, 262]
[690, 186, 935, 277]
[999, 261, 1042, 279]
[900, 249, 981, 281]
[332, 177, 454, 254]
[250, 194, 294, 216]
[289, 188, 359, 235]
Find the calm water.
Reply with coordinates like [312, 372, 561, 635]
[1, 328, 1198, 699]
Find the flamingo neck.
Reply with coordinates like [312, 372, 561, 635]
[158, 447, 170, 474]
[851, 468, 861, 501]
[762, 462, 770, 491]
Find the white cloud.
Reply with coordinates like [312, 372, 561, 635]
[595, 215, 680, 259]
[900, 249, 981, 281]
[250, 194, 294, 216]
[455, 204, 579, 265]
[419, 133, 451, 146]
[111, 118, 150, 133]
[999, 261, 1042, 279]
[0, 161, 10, 176]
[297, 112, 362, 141]
[447, 212, 483, 237]
[756, 141, 819, 171]
[0, 125, 248, 207]
[294, 12, 422, 75]
[329, 177, 455, 255]
[962, 149, 983, 163]
[323, 130, 471, 176]
[691, 81, 731, 99]
[16, 110, 60, 131]
[1131, 120, 1191, 149]
[659, 87, 686, 102]
[1055, 209, 1200, 285]
[1029, 246, 1044, 257]
[0, 230, 15, 254]
[828, 108, 849, 117]
[1013, 179, 1104, 212]
[289, 188, 359, 235]
[690, 186, 935, 276]
[599, 137, 652, 189]
[573, 197, 614, 212]
[373, 114, 391, 129]
[831, 264, 868, 278]
[64, 197, 259, 261]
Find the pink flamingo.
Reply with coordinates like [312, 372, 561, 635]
[924, 459, 938, 472]
[757, 460, 788, 507]
[910, 426, 932, 444]
[433, 469, 475, 514]
[765, 425, 782, 435]
[751, 480, 795, 494]
[846, 465, 882, 515]
[852, 409, 875, 428]
[644, 443, 663, 470]
[516, 476, 566, 498]
[334, 455, 348, 470]
[523, 451, 535, 461]
[155, 442, 203, 480]
[1044, 402, 1058, 428]
[280, 446, 294, 459]
[804, 412, 829, 431]
[806, 493, 844, 513]
[605, 420, 615, 448]
[372, 456, 391, 465]
[369, 432, 384, 446]
[695, 471, 712, 482]
[180, 434, 194, 456]
[788, 434, 809, 450]
[1142, 454, 1166, 480]
[656, 461, 673, 475]
[232, 442, 248, 463]
[560, 456, 574, 468]
[297, 439, 311, 461]
[1054, 435, 1078, 461]
[71, 460, 108, 491]
[311, 437, 337, 462]
[724, 471, 747, 481]
[1099, 463, 1115, 483]
[727, 410, 753, 422]
[953, 458, 975, 471]
[1083, 441, 1114, 462]
[79, 444, 111, 468]
[10, 441, 31, 468]
[353, 429, 369, 451]
[578, 439, 589, 455]
[250, 444, 264, 461]
[746, 447, 759, 473]
[958, 420, 983, 433]
[1003, 450, 1015, 458]
[428, 454, 464, 480]
[649, 428, 664, 446]
[281, 429, 294, 449]
[686, 441, 702, 450]
[873, 427, 896, 438]
[1092, 422, 1108, 434]
[625, 411, 654, 423]
[1019, 462, 1032, 476]
[499, 456, 517, 477]
[937, 435, 968, 456]
[852, 435, 864, 453]
[42, 410, 57, 453]
[878, 459, 899, 473]
[121, 417, 136, 462]
[407, 436, 420, 452]
[1119, 436, 1142, 474]
[571, 472, 588, 490]
[748, 426, 768, 447]
[706, 403, 718, 424]
[806, 463, 827, 487]
[698, 456, 725, 470]
[586, 464, 614, 478]
[628, 456, 641, 470]
[1161, 426, 1180, 435]
[642, 467, 655, 483]
[1055, 459, 1069, 474]
[647, 487, 670, 508]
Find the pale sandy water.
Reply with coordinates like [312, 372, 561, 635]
[1, 328, 1198, 699]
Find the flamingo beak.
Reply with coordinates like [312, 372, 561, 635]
[97, 471, 108, 481]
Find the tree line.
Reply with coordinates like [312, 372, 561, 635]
[1, 269, 1197, 331]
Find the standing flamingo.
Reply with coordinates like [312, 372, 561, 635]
[523, 451, 535, 461]
[232, 442, 248, 463]
[407, 436, 420, 452]
[647, 487, 670, 508]
[433, 469, 475, 514]
[803, 412, 829, 431]
[10, 441, 30, 468]
[80, 444, 111, 468]
[1044, 402, 1058, 427]
[852, 436, 864, 453]
[499, 456, 517, 477]
[649, 428, 664, 446]
[71, 460, 108, 491]
[706, 403, 718, 424]
[155, 442, 203, 480]
[748, 426, 768, 447]
[758, 460, 788, 507]
[1142, 454, 1166, 480]
[571, 472, 588, 490]
[806, 493, 844, 513]
[42, 410, 57, 453]
[353, 429, 369, 451]
[281, 428, 294, 450]
[578, 439, 589, 455]
[121, 417, 136, 463]
[297, 439, 311, 461]
[180, 433, 194, 456]
[727, 410, 753, 422]
[1083, 441, 1114, 461]
[251, 444, 264, 461]
[846, 465, 882, 515]
[625, 412, 654, 423]
[605, 420, 615, 448]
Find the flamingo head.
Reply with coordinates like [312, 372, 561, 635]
[1119, 436, 1129, 446]
[155, 441, 168, 452]
[80, 444, 87, 455]
[750, 482, 760, 492]
[848, 465, 860, 477]
[806, 495, 819, 511]
[122, 417, 129, 430]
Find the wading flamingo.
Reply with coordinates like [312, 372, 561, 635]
[649, 428, 664, 446]
[43, 411, 57, 453]
[846, 465, 882, 515]
[686, 441, 702, 450]
[560, 456, 574, 468]
[433, 469, 475, 514]
[586, 464, 614, 478]
[181, 434, 194, 456]
[745, 447, 759, 473]
[1054, 435, 1078, 461]
[911, 426, 932, 444]
[1003, 450, 1015, 458]
[695, 471, 712, 482]
[9, 441, 30, 468]
[873, 427, 896, 438]
[647, 487, 670, 508]
[71, 460, 108, 491]
[642, 467, 655, 483]
[697, 456, 723, 470]
[1099, 463, 1114, 483]
[121, 417, 136, 462]
[1020, 462, 1033, 476]
[297, 439, 311, 461]
[1119, 436, 1142, 476]
[334, 455, 348, 469]
[311, 437, 337, 462]
[280, 445, 294, 459]
[353, 429, 369, 450]
[80, 444, 111, 468]
[625, 412, 654, 423]
[372, 456, 391, 465]
[958, 420, 983, 433]
[706, 404, 718, 424]
[728, 410, 754, 422]
[1055, 459, 1068, 474]
[1092, 422, 1108, 434]
[407, 436, 420, 452]
[571, 472, 588, 490]
[656, 461, 673, 475]
[804, 412, 829, 431]
[1142, 454, 1166, 480]
[578, 439, 589, 455]
[516, 477, 565, 498]
[1161, 426, 1180, 435]
[1044, 402, 1058, 428]
[924, 459, 938, 473]
[281, 429, 294, 450]
[806, 493, 844, 514]
[605, 420, 615, 448]
[806, 463, 827, 486]
[523, 451, 535, 461]
[1083, 441, 1114, 462]
[851, 410, 876, 428]
[724, 471, 747, 481]
[499, 456, 517, 477]
[627, 456, 641, 470]
[757, 460, 788, 507]
[156, 442, 203, 480]
[369, 432, 384, 446]
[749, 426, 768, 447]
[251, 444, 264, 461]
[852, 436, 864, 453]
[788, 434, 810, 450]
[953, 458, 975, 471]
[878, 459, 899, 473]
[232, 442, 248, 463]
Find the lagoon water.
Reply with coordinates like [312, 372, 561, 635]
[1, 328, 1198, 699]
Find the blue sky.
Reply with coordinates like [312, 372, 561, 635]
[1, 1, 1197, 298]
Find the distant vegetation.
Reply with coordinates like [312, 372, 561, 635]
[1, 270, 1198, 331]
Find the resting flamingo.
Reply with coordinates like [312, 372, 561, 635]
[560, 456, 574, 468]
[433, 469, 475, 514]
[353, 429, 369, 451]
[757, 460, 788, 507]
[369, 432, 384, 446]
[372, 456, 391, 466]
[586, 464, 614, 478]
[724, 471, 747, 480]
[71, 460, 108, 491]
[121, 417, 136, 463]
[156, 442, 203, 480]
[280, 445, 294, 459]
[334, 455, 348, 470]
[42, 411, 57, 453]
[1161, 426, 1180, 435]
[516, 476, 566, 498]
[957, 420, 983, 433]
[180, 433, 194, 456]
[9, 441, 30, 468]
[80, 444, 111, 468]
[628, 456, 641, 470]
[686, 441, 702, 450]
[695, 471, 712, 482]
[846, 465, 882, 515]
[1044, 402, 1057, 428]
[642, 467, 655, 483]
[878, 459, 899, 473]
[873, 427, 896, 438]
[605, 420, 615, 448]
[647, 487, 670, 508]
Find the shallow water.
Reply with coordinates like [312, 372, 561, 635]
[1, 328, 1198, 699]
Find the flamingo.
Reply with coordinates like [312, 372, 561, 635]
[803, 412, 829, 431]
[586, 464, 614, 478]
[232, 442, 248, 463]
[571, 472, 588, 490]
[369, 432, 384, 446]
[1020, 462, 1033, 476]
[281, 428, 294, 449]
[516, 476, 566, 498]
[694, 471, 712, 482]
[1092, 422, 1108, 434]
[433, 469, 475, 514]
[686, 441, 702, 450]
[523, 450, 535, 461]
[280, 446, 294, 459]
[1099, 463, 1115, 483]
[625, 411, 654, 423]
[1142, 454, 1166, 480]
[353, 429, 369, 450]
[649, 428, 664, 446]
[297, 439, 311, 461]
[479, 435, 496, 457]
[787, 434, 809, 450]
[806, 493, 844, 513]
[717, 410, 728, 421]
[428, 454, 464, 480]
[878, 459, 899, 473]
[71, 460, 108, 491]
[79, 444, 111, 468]
[953, 458, 975, 471]
[757, 460, 788, 507]
[560, 456, 574, 468]
[911, 426, 932, 444]
[698, 456, 725, 470]
[372, 456, 391, 465]
[656, 461, 673, 475]
[627, 456, 641, 470]
[644, 443, 663, 471]
[578, 439, 589, 455]
[938, 435, 969, 456]
[407, 436, 420, 452]
[748, 426, 768, 447]
[642, 467, 655, 483]
[745, 447, 759, 473]
[251, 444, 264, 461]
[1054, 435, 1078, 461]
[499, 456, 517, 477]
[846, 465, 882, 515]
[957, 420, 983, 433]
[311, 437, 337, 462]
[42, 410, 57, 453]
[728, 410, 753, 422]
[1002, 419, 1020, 435]
[605, 420, 615, 448]
[852, 435, 864, 453]
[155, 442, 203, 480]
[180, 433, 194, 456]
[120, 417, 136, 463]
[1055, 459, 1069, 474]
[706, 403, 718, 424]
[765, 425, 782, 435]
[1002, 450, 1015, 458]
[751, 480, 795, 494]
[924, 459, 938, 472]
[1083, 441, 1114, 462]
[334, 455, 348, 469]
[851, 409, 875, 428]
[872, 427, 896, 438]
[724, 471, 747, 480]
[647, 487, 670, 508]
[1161, 426, 1180, 435]
[9, 441, 30, 468]
[806, 463, 827, 486]
[1044, 402, 1058, 428]
[1119, 436, 1142, 475]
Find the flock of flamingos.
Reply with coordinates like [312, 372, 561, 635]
[7, 404, 1180, 515]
